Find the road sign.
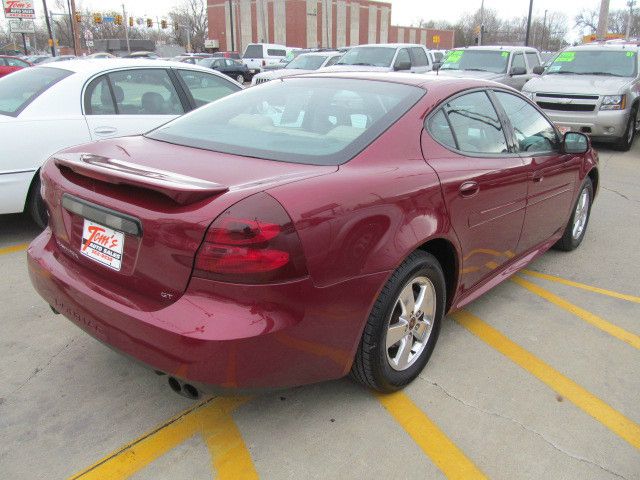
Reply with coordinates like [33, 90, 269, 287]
[204, 39, 219, 49]
[8, 18, 34, 33]
[103, 16, 114, 23]
[2, 0, 35, 19]
[432, 35, 441, 45]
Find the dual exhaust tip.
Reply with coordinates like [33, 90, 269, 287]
[159, 371, 200, 400]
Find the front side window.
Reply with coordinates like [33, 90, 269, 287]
[526, 52, 540, 68]
[107, 69, 184, 115]
[147, 78, 424, 166]
[495, 91, 559, 153]
[244, 45, 264, 58]
[0, 67, 71, 116]
[511, 53, 526, 72]
[336, 47, 397, 68]
[442, 91, 508, 154]
[410, 47, 429, 67]
[267, 49, 287, 57]
[285, 55, 327, 70]
[324, 55, 341, 67]
[394, 49, 411, 68]
[177, 69, 240, 107]
[546, 50, 637, 77]
[441, 50, 510, 74]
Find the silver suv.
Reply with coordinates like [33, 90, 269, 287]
[430, 46, 543, 91]
[320, 43, 435, 73]
[522, 44, 640, 151]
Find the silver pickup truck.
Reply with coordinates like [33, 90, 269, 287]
[522, 44, 640, 151]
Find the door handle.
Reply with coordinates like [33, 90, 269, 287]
[459, 181, 480, 197]
[94, 126, 117, 135]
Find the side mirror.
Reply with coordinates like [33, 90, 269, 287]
[510, 66, 527, 76]
[432, 61, 442, 71]
[394, 60, 411, 71]
[532, 65, 545, 75]
[563, 132, 589, 154]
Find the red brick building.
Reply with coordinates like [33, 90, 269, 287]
[207, 0, 455, 53]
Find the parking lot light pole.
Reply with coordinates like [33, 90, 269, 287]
[626, 0, 636, 40]
[597, 0, 610, 40]
[524, 0, 534, 46]
[479, 0, 484, 46]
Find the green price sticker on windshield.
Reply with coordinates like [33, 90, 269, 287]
[626, 51, 635, 57]
[501, 51, 509, 57]
[556, 51, 576, 62]
[446, 51, 464, 63]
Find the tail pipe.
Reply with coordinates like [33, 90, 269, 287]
[167, 376, 200, 400]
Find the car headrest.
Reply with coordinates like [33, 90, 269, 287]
[141, 92, 164, 114]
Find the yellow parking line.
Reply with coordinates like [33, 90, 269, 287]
[0, 243, 28, 255]
[201, 397, 259, 479]
[69, 396, 255, 480]
[375, 391, 487, 479]
[512, 276, 640, 350]
[452, 310, 640, 451]
[521, 269, 640, 304]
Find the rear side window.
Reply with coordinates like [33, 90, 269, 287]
[0, 67, 71, 116]
[86, 76, 116, 114]
[442, 91, 508, 154]
[410, 47, 429, 67]
[244, 45, 264, 58]
[147, 78, 425, 166]
[526, 52, 540, 68]
[108, 69, 184, 115]
[428, 110, 456, 149]
[267, 49, 287, 57]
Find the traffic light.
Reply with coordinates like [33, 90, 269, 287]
[160, 19, 167, 29]
[93, 13, 102, 24]
[146, 18, 153, 28]
[74, 12, 81, 23]
[129, 16, 134, 27]
[115, 14, 122, 25]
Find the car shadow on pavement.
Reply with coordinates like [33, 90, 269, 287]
[0, 213, 41, 246]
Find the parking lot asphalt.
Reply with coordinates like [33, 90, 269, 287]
[1, 142, 639, 480]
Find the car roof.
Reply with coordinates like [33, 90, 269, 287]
[456, 45, 539, 52]
[568, 43, 639, 51]
[351, 43, 425, 49]
[293, 70, 506, 90]
[298, 51, 342, 57]
[35, 58, 216, 75]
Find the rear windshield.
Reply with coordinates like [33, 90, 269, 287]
[441, 50, 510, 73]
[244, 45, 263, 58]
[546, 50, 637, 77]
[285, 55, 327, 70]
[147, 78, 424, 166]
[336, 47, 397, 67]
[0, 67, 71, 116]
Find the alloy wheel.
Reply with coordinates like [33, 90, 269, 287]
[572, 188, 590, 240]
[386, 276, 437, 371]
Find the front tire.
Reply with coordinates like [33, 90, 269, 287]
[350, 251, 446, 392]
[236, 74, 245, 84]
[554, 178, 593, 251]
[27, 175, 47, 229]
[614, 106, 637, 152]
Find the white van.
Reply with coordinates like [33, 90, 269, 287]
[242, 43, 290, 73]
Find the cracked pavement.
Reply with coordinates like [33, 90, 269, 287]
[1, 142, 639, 479]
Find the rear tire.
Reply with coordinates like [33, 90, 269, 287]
[27, 175, 47, 229]
[614, 105, 637, 152]
[554, 178, 593, 252]
[350, 251, 446, 392]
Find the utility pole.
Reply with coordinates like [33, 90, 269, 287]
[66, 0, 77, 55]
[524, 0, 534, 46]
[541, 9, 548, 51]
[625, 0, 636, 40]
[42, 0, 56, 56]
[479, 0, 485, 46]
[122, 4, 131, 53]
[228, 0, 235, 51]
[597, 0, 610, 40]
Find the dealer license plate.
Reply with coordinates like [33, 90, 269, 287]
[80, 219, 124, 271]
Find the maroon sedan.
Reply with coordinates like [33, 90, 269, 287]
[0, 55, 31, 78]
[28, 73, 598, 395]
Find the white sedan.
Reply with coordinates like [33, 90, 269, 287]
[0, 59, 242, 226]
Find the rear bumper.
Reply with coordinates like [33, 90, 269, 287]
[544, 109, 629, 142]
[28, 229, 387, 390]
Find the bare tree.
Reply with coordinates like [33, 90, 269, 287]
[168, 0, 208, 52]
[575, 9, 599, 34]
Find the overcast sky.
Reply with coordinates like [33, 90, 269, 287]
[5, 0, 633, 42]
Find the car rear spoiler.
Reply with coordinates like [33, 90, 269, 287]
[54, 154, 229, 205]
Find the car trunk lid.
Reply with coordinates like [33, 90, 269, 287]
[41, 136, 336, 307]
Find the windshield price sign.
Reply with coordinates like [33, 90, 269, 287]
[3, 0, 35, 19]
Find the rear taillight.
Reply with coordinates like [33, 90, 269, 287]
[194, 192, 307, 283]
